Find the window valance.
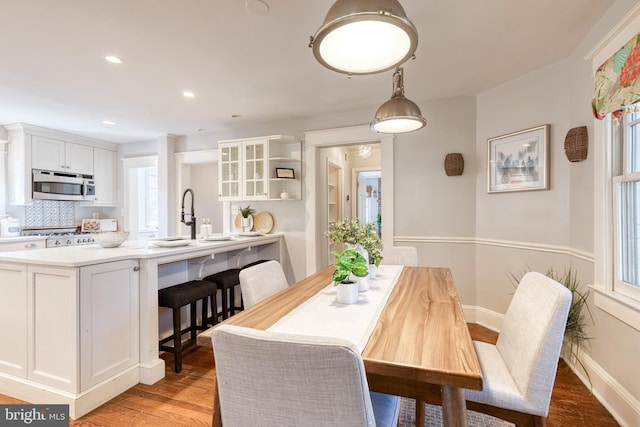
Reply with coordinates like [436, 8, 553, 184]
[592, 33, 640, 119]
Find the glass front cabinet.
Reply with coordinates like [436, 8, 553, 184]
[218, 142, 242, 200]
[218, 135, 301, 201]
[243, 139, 267, 200]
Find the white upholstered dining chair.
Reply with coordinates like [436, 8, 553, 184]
[380, 246, 419, 266]
[212, 324, 401, 427]
[238, 260, 288, 308]
[432, 271, 571, 426]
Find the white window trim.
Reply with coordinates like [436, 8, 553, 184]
[589, 3, 640, 332]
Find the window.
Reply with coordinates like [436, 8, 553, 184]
[613, 105, 640, 302]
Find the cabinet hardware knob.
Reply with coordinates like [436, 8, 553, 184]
[133, 267, 140, 272]
[25, 243, 35, 248]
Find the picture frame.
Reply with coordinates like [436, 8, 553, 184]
[487, 124, 550, 193]
[275, 167, 295, 179]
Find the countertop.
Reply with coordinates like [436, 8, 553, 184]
[0, 234, 282, 267]
[0, 235, 47, 243]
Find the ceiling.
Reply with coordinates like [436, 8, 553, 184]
[0, 0, 613, 143]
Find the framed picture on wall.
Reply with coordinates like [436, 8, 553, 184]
[487, 124, 550, 193]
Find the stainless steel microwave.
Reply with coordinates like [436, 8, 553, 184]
[32, 169, 96, 201]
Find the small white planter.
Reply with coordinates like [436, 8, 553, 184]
[356, 274, 370, 292]
[369, 264, 377, 280]
[336, 281, 359, 304]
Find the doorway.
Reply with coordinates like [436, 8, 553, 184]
[122, 155, 159, 240]
[318, 143, 382, 268]
[353, 170, 382, 238]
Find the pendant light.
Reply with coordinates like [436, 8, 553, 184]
[370, 67, 426, 134]
[309, 0, 418, 75]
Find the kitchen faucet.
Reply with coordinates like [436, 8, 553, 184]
[181, 188, 196, 240]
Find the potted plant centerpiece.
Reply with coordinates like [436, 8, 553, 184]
[239, 205, 256, 232]
[332, 248, 369, 304]
[361, 230, 383, 280]
[326, 218, 383, 284]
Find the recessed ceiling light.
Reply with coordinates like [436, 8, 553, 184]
[102, 120, 117, 126]
[183, 91, 195, 98]
[245, 0, 269, 15]
[105, 56, 123, 64]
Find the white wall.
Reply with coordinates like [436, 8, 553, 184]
[474, 1, 640, 424]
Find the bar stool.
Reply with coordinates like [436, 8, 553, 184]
[202, 260, 270, 320]
[158, 280, 218, 373]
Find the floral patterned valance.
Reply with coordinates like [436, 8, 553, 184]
[592, 33, 640, 119]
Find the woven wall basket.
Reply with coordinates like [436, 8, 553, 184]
[444, 153, 464, 176]
[564, 126, 588, 162]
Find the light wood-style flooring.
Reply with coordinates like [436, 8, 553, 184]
[0, 324, 619, 426]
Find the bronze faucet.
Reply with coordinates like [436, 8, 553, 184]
[180, 188, 196, 240]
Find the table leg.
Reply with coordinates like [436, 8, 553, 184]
[212, 376, 222, 427]
[441, 385, 468, 427]
[415, 399, 425, 426]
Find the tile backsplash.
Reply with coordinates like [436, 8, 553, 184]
[25, 200, 75, 227]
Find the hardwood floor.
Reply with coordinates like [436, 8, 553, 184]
[0, 324, 619, 426]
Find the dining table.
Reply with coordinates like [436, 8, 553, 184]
[198, 265, 483, 427]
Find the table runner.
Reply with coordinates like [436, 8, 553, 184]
[268, 264, 403, 352]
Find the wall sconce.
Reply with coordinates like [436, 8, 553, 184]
[564, 126, 588, 162]
[444, 153, 464, 176]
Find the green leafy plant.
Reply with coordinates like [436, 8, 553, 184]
[361, 231, 383, 267]
[239, 205, 256, 218]
[331, 249, 369, 284]
[510, 266, 593, 387]
[325, 218, 383, 266]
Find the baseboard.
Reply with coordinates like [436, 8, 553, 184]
[462, 304, 502, 332]
[138, 358, 165, 385]
[0, 366, 140, 419]
[463, 305, 640, 427]
[564, 350, 640, 427]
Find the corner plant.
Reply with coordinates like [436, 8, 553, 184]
[331, 249, 369, 284]
[239, 205, 256, 218]
[510, 266, 593, 386]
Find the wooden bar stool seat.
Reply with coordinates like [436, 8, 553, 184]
[158, 279, 218, 373]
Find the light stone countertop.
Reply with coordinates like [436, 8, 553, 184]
[0, 233, 283, 267]
[0, 235, 47, 243]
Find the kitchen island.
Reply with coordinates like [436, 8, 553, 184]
[0, 234, 285, 418]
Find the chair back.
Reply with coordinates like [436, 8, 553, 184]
[239, 260, 288, 308]
[212, 324, 377, 427]
[496, 271, 572, 415]
[380, 246, 418, 266]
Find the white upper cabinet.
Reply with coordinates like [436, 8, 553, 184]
[92, 147, 116, 206]
[32, 135, 93, 175]
[4, 124, 117, 205]
[218, 135, 301, 201]
[218, 142, 242, 201]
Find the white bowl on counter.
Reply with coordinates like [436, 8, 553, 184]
[92, 231, 130, 248]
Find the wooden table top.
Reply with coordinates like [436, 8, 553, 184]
[197, 265, 482, 392]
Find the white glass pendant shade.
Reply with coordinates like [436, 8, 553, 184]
[310, 0, 418, 75]
[370, 68, 426, 134]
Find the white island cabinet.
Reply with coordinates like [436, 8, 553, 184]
[0, 260, 139, 394]
[0, 234, 285, 419]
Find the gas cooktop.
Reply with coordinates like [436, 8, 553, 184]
[22, 227, 95, 248]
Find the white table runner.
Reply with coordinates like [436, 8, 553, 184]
[268, 265, 404, 352]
